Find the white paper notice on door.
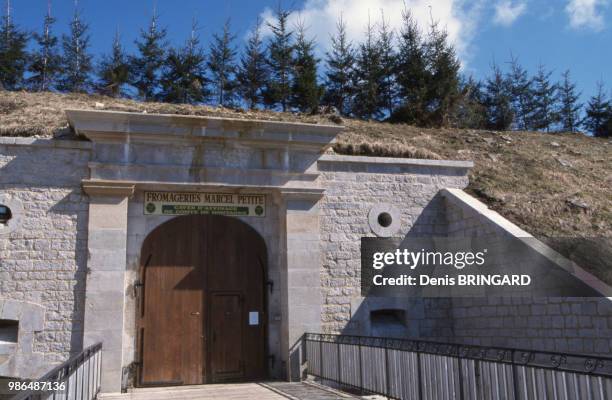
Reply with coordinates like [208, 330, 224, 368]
[249, 311, 259, 325]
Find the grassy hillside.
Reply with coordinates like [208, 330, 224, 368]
[2, 91, 611, 283]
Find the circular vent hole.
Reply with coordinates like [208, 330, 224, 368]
[377, 212, 392, 228]
[0, 205, 12, 225]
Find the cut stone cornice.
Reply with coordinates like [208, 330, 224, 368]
[66, 109, 343, 152]
[82, 180, 135, 198]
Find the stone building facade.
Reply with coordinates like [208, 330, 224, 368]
[0, 110, 610, 393]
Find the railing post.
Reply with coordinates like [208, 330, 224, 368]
[74, 358, 78, 400]
[96, 349, 100, 395]
[87, 355, 91, 399]
[358, 337, 363, 391]
[474, 359, 481, 399]
[511, 350, 520, 400]
[320, 336, 324, 381]
[337, 338, 342, 384]
[65, 364, 70, 400]
[80, 354, 85, 400]
[416, 351, 422, 400]
[99, 346, 103, 395]
[385, 345, 391, 398]
[458, 357, 464, 400]
[302, 335, 307, 377]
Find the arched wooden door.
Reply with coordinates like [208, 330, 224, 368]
[136, 215, 267, 386]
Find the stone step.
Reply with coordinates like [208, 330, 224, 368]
[98, 382, 291, 400]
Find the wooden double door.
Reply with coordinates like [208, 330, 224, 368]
[137, 215, 267, 386]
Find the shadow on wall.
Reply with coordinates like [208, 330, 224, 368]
[0, 140, 91, 376]
[341, 194, 451, 340]
[48, 191, 88, 356]
[341, 191, 612, 356]
[0, 141, 89, 187]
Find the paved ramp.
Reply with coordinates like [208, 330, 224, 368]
[98, 381, 357, 400]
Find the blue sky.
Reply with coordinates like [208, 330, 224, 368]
[7, 0, 612, 103]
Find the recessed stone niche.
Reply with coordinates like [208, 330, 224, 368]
[0, 320, 18, 365]
[0, 300, 45, 378]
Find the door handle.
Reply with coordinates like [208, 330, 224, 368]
[190, 311, 200, 316]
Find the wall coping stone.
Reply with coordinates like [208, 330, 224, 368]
[0, 137, 92, 149]
[318, 154, 474, 169]
[441, 188, 612, 297]
[279, 187, 326, 200]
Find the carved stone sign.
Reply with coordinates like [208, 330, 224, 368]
[144, 191, 266, 217]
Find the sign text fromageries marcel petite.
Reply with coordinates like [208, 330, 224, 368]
[144, 191, 266, 217]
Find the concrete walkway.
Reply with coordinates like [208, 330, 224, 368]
[98, 381, 358, 400]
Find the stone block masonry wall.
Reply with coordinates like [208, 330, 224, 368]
[438, 188, 612, 355]
[316, 167, 612, 356]
[317, 156, 471, 334]
[0, 138, 91, 378]
[443, 296, 612, 354]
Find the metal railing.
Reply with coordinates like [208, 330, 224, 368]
[11, 343, 102, 400]
[303, 333, 612, 400]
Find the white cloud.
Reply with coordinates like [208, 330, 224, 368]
[493, 0, 527, 26]
[257, 0, 485, 65]
[565, 0, 609, 31]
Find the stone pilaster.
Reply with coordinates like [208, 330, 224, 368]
[82, 181, 134, 393]
[278, 189, 323, 381]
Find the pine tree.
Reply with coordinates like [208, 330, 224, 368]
[451, 76, 487, 129]
[0, 0, 29, 90]
[377, 12, 396, 116]
[583, 81, 611, 137]
[393, 8, 427, 124]
[352, 18, 383, 120]
[27, 2, 61, 91]
[264, 5, 294, 111]
[323, 16, 355, 115]
[506, 55, 534, 130]
[484, 64, 514, 131]
[557, 70, 582, 133]
[604, 109, 612, 138]
[531, 64, 557, 132]
[208, 19, 238, 107]
[159, 20, 208, 104]
[130, 10, 167, 101]
[423, 19, 461, 127]
[290, 23, 323, 113]
[236, 19, 268, 110]
[97, 30, 129, 97]
[58, 5, 92, 93]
